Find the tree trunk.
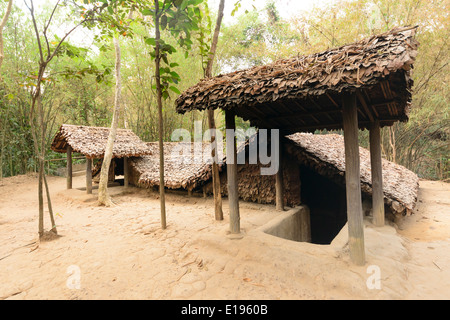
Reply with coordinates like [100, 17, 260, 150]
[24, 0, 87, 237]
[205, 0, 225, 220]
[388, 125, 396, 163]
[0, 129, 4, 180]
[0, 0, 13, 71]
[0, 0, 13, 177]
[38, 157, 44, 237]
[37, 93, 46, 238]
[208, 110, 223, 220]
[155, 0, 166, 229]
[98, 35, 122, 207]
[43, 173, 57, 234]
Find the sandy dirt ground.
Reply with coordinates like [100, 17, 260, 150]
[0, 174, 449, 300]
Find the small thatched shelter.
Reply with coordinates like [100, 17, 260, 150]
[126, 134, 418, 215]
[51, 124, 151, 193]
[175, 26, 420, 264]
[284, 133, 418, 213]
[129, 142, 224, 193]
[51, 124, 151, 158]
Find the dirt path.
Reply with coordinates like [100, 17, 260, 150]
[0, 174, 449, 300]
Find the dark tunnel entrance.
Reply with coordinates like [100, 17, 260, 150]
[300, 165, 348, 244]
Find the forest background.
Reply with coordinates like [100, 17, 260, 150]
[0, 0, 448, 181]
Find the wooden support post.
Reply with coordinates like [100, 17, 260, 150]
[342, 93, 365, 265]
[66, 145, 72, 190]
[86, 157, 92, 194]
[276, 141, 284, 211]
[123, 157, 129, 188]
[225, 110, 240, 234]
[370, 120, 385, 227]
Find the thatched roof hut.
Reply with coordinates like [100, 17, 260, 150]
[284, 133, 419, 213]
[176, 26, 419, 261]
[127, 134, 418, 214]
[51, 124, 151, 158]
[176, 26, 419, 132]
[130, 142, 225, 191]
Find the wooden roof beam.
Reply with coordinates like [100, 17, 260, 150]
[326, 92, 340, 109]
[363, 90, 379, 118]
[379, 81, 393, 116]
[282, 119, 397, 132]
[356, 91, 374, 122]
[243, 105, 278, 129]
[277, 100, 307, 127]
[308, 97, 335, 123]
[264, 108, 342, 122]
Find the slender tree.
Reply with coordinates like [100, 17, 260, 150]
[141, 0, 205, 229]
[204, 0, 225, 220]
[97, 34, 122, 206]
[153, 0, 167, 227]
[68, 1, 136, 206]
[24, 0, 104, 237]
[97, 4, 135, 206]
[0, 0, 13, 181]
[0, 0, 13, 71]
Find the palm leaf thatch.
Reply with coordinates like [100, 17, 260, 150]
[284, 133, 419, 213]
[176, 26, 419, 132]
[130, 142, 225, 190]
[128, 134, 418, 213]
[51, 124, 151, 159]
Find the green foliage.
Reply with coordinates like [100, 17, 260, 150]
[0, 0, 448, 182]
[141, 0, 205, 101]
[292, 0, 449, 180]
[217, 2, 302, 71]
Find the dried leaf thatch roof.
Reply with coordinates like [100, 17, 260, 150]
[131, 142, 224, 190]
[129, 134, 418, 213]
[51, 124, 152, 159]
[176, 26, 419, 132]
[284, 133, 419, 212]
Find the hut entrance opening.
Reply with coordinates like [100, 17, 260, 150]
[92, 158, 125, 185]
[112, 158, 125, 185]
[300, 165, 347, 245]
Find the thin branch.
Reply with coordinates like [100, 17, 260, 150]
[0, 0, 13, 71]
[43, 0, 61, 59]
[24, 0, 44, 63]
[46, 18, 96, 63]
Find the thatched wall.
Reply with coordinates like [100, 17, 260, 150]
[215, 154, 301, 207]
